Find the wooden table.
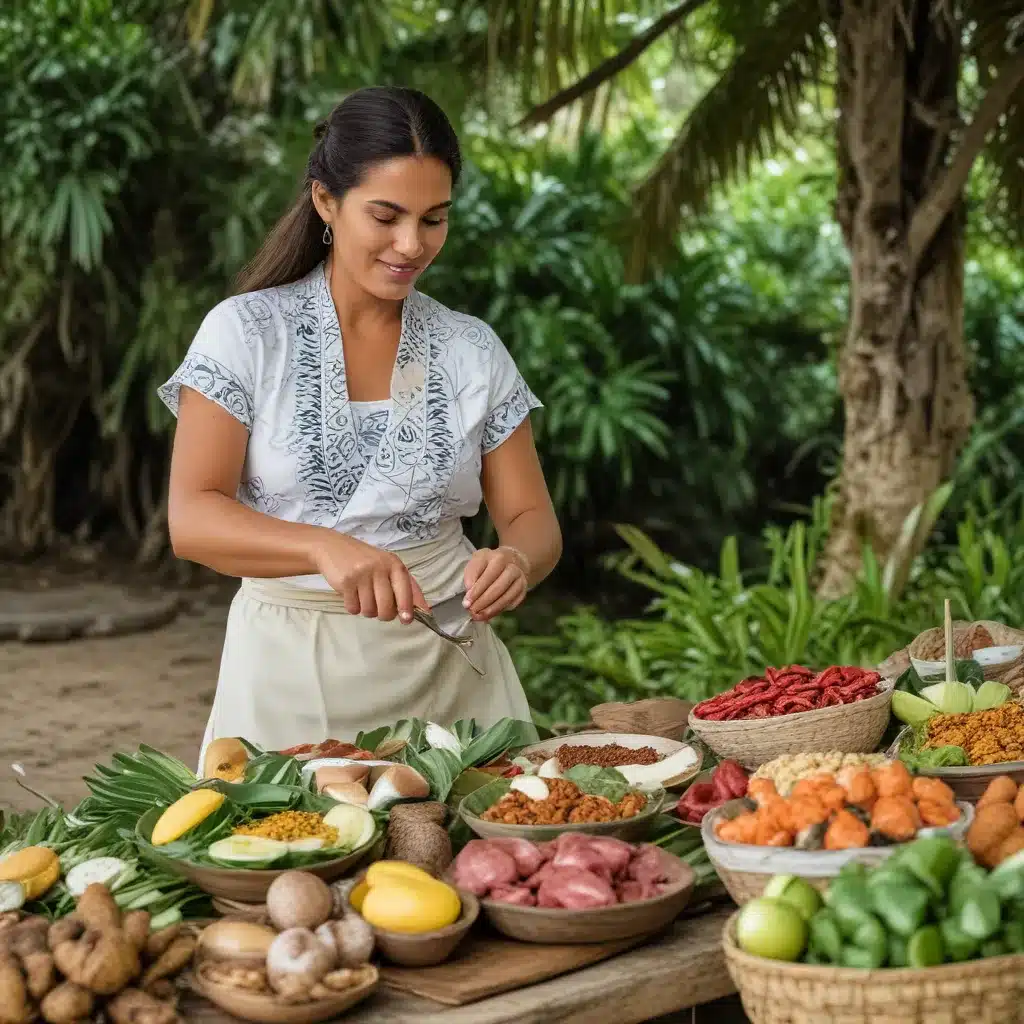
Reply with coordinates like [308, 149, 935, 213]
[183, 906, 736, 1024]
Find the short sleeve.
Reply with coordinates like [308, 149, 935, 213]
[157, 300, 255, 430]
[481, 331, 543, 454]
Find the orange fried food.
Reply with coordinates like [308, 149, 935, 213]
[764, 829, 794, 847]
[837, 767, 877, 809]
[1015, 787, 1024, 822]
[824, 809, 869, 850]
[993, 828, 1024, 864]
[788, 796, 831, 832]
[911, 777, 956, 806]
[873, 760, 912, 798]
[918, 799, 961, 827]
[716, 813, 759, 845]
[871, 796, 920, 842]
[817, 785, 849, 813]
[977, 776, 1019, 809]
[747, 778, 779, 805]
[790, 774, 834, 800]
[755, 812, 794, 846]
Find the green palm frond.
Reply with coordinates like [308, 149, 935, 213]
[630, 0, 827, 273]
[443, 0, 665, 106]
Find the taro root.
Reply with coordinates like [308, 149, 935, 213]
[52, 929, 141, 995]
[40, 981, 94, 1024]
[106, 987, 182, 1024]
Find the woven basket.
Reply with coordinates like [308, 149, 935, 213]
[688, 684, 893, 771]
[723, 913, 1024, 1024]
[907, 620, 1024, 689]
[703, 801, 972, 907]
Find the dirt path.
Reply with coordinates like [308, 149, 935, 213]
[0, 600, 229, 812]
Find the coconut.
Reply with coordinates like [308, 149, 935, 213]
[384, 802, 452, 877]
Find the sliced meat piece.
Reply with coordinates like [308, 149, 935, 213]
[616, 880, 663, 903]
[451, 840, 519, 896]
[486, 838, 545, 878]
[536, 868, 617, 910]
[488, 885, 537, 906]
[626, 845, 680, 887]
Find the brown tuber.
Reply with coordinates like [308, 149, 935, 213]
[0, 955, 32, 1024]
[140, 935, 196, 989]
[52, 929, 141, 995]
[75, 884, 121, 933]
[47, 919, 84, 952]
[143, 925, 183, 963]
[20, 950, 56, 1000]
[122, 911, 151, 952]
[40, 981, 95, 1024]
[106, 987, 182, 1024]
[1, 917, 49, 958]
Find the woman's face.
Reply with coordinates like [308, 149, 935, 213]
[314, 155, 452, 302]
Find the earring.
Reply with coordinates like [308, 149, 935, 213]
[322, 223, 333, 245]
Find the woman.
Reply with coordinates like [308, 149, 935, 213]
[160, 86, 561, 762]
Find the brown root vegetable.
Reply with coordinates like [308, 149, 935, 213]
[384, 802, 452, 876]
[977, 776, 1018, 809]
[143, 979, 176, 1003]
[1, 917, 50, 958]
[52, 929, 141, 995]
[0, 914, 19, 934]
[0, 955, 32, 1024]
[106, 987, 182, 1024]
[139, 935, 195, 988]
[122, 911, 151, 952]
[20, 950, 56, 999]
[75, 884, 121, 933]
[1015, 786, 1024, 823]
[47, 919, 84, 951]
[143, 925, 182, 963]
[40, 981, 94, 1024]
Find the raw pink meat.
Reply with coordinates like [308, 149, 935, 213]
[616, 879, 662, 903]
[584, 836, 635, 877]
[536, 868, 617, 910]
[488, 885, 538, 906]
[626, 844, 679, 887]
[523, 861, 557, 890]
[550, 835, 615, 882]
[451, 840, 518, 896]
[487, 837, 545, 877]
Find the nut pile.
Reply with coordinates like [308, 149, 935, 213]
[481, 778, 647, 825]
[0, 883, 194, 1024]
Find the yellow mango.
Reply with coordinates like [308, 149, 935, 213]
[349, 880, 370, 913]
[360, 874, 461, 934]
[365, 861, 435, 887]
[152, 789, 226, 846]
[0, 846, 60, 899]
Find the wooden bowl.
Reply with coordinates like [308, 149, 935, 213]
[136, 808, 382, 902]
[477, 858, 694, 944]
[459, 788, 666, 844]
[519, 733, 702, 791]
[363, 891, 479, 967]
[210, 897, 269, 923]
[191, 961, 378, 1024]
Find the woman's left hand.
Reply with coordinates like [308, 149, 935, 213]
[463, 546, 530, 622]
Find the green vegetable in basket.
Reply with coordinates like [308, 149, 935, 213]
[907, 925, 944, 967]
[807, 909, 843, 963]
[958, 883, 1002, 941]
[939, 917, 978, 962]
[897, 836, 961, 899]
[763, 875, 822, 923]
[1002, 919, 1024, 953]
[869, 878, 930, 937]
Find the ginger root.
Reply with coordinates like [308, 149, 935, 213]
[47, 918, 84, 951]
[140, 935, 195, 989]
[40, 981, 94, 1024]
[52, 929, 140, 995]
[122, 911, 151, 953]
[20, 950, 56, 1000]
[106, 987, 182, 1024]
[75, 884, 121, 933]
[0, 955, 33, 1024]
[143, 925, 182, 963]
[1, 917, 49, 958]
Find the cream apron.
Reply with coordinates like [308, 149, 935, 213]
[197, 526, 531, 766]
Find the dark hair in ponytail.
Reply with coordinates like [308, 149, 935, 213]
[235, 87, 462, 294]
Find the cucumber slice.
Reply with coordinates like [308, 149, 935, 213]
[323, 803, 376, 852]
[207, 836, 288, 867]
[0, 881, 25, 913]
[288, 838, 326, 853]
[66, 857, 129, 897]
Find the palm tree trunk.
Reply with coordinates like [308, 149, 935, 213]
[818, 0, 973, 597]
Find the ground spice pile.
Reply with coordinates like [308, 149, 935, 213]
[926, 702, 1024, 766]
[234, 810, 339, 843]
[554, 743, 662, 769]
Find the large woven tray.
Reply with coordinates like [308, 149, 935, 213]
[723, 913, 1024, 1024]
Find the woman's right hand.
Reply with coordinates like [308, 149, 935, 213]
[312, 533, 428, 623]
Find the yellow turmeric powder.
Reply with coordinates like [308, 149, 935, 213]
[926, 703, 1024, 766]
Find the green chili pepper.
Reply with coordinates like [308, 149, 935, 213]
[900, 837, 961, 899]
[1002, 920, 1024, 954]
[870, 881, 930, 937]
[959, 883, 1002, 941]
[939, 918, 978, 962]
[907, 925, 944, 968]
[888, 935, 909, 968]
[840, 945, 885, 969]
[981, 938, 1008, 958]
[808, 909, 843, 963]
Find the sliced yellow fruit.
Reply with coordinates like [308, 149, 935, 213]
[361, 875, 461, 934]
[152, 789, 226, 846]
[0, 847, 59, 900]
[364, 860, 434, 887]
[323, 803, 376, 851]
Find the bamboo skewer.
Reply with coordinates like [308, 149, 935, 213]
[945, 598, 956, 684]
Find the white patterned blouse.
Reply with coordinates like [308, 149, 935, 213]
[158, 263, 541, 585]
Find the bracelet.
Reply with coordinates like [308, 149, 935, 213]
[498, 545, 531, 579]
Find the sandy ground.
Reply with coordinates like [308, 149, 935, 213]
[0, 600, 229, 812]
